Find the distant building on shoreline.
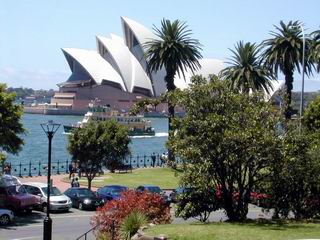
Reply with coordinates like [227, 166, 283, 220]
[47, 17, 224, 114]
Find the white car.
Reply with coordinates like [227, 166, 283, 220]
[0, 209, 14, 225]
[22, 182, 72, 212]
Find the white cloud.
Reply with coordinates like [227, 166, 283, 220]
[0, 67, 69, 90]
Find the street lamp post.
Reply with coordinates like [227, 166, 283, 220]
[299, 24, 306, 127]
[40, 120, 61, 240]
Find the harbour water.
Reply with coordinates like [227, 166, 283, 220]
[6, 114, 168, 165]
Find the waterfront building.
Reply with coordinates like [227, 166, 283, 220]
[39, 17, 282, 115]
[43, 17, 223, 114]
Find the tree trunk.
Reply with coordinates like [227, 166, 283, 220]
[222, 188, 239, 221]
[165, 71, 176, 163]
[88, 178, 92, 190]
[284, 67, 294, 120]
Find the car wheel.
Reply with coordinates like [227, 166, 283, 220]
[0, 214, 10, 225]
[78, 203, 84, 210]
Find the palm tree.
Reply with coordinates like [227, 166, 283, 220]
[144, 19, 202, 161]
[310, 30, 320, 72]
[262, 20, 313, 119]
[220, 41, 274, 95]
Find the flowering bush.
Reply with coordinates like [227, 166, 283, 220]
[92, 190, 171, 239]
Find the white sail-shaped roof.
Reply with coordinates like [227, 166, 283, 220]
[110, 33, 125, 44]
[265, 80, 285, 101]
[61, 17, 281, 101]
[121, 17, 158, 47]
[96, 36, 154, 95]
[173, 58, 225, 89]
[62, 48, 126, 90]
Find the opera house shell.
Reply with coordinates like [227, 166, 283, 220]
[50, 17, 282, 114]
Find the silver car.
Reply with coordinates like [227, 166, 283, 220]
[23, 182, 72, 212]
[0, 208, 14, 225]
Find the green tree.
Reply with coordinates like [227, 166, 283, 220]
[68, 121, 130, 189]
[168, 75, 281, 221]
[262, 20, 313, 119]
[220, 41, 274, 94]
[267, 125, 320, 219]
[303, 95, 320, 132]
[0, 84, 25, 166]
[144, 19, 202, 161]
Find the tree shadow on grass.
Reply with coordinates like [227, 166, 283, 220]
[229, 219, 320, 231]
[187, 219, 320, 232]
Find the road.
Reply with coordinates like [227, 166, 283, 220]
[0, 209, 96, 240]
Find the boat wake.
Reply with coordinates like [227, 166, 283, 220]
[131, 132, 168, 139]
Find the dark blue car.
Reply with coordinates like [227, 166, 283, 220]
[136, 185, 170, 204]
[96, 185, 128, 202]
[136, 185, 162, 194]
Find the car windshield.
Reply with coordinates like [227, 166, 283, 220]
[42, 187, 62, 196]
[77, 189, 95, 197]
[7, 185, 27, 195]
[146, 187, 161, 194]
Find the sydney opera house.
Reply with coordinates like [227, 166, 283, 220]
[47, 17, 224, 114]
[47, 17, 282, 115]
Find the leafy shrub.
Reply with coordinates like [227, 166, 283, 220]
[119, 210, 147, 240]
[92, 190, 171, 239]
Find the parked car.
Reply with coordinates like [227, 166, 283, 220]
[64, 187, 103, 210]
[136, 185, 162, 194]
[136, 185, 169, 204]
[0, 208, 14, 225]
[0, 175, 37, 213]
[96, 185, 128, 202]
[23, 182, 72, 212]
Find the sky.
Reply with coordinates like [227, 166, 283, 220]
[1, 0, 320, 91]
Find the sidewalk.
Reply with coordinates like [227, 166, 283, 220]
[20, 174, 97, 192]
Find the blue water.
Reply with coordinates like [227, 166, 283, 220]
[6, 114, 168, 165]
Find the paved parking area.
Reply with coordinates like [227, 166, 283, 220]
[0, 209, 96, 240]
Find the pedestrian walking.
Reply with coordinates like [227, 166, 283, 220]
[72, 177, 80, 187]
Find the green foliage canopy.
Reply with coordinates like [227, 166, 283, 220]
[68, 121, 130, 189]
[168, 75, 281, 221]
[0, 83, 25, 164]
[266, 125, 320, 219]
[303, 95, 320, 132]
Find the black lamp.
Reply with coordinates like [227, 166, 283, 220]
[40, 120, 61, 240]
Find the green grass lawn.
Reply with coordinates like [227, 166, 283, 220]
[69, 167, 179, 189]
[145, 221, 320, 240]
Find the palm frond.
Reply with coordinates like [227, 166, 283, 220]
[220, 41, 274, 95]
[144, 18, 202, 89]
